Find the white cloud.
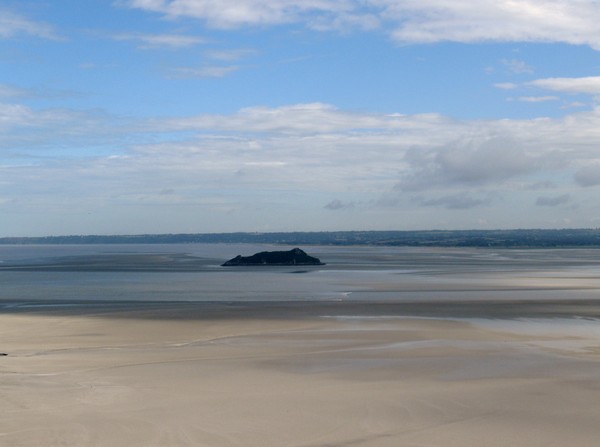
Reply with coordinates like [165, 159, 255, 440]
[121, 0, 353, 28]
[0, 9, 59, 40]
[112, 32, 206, 48]
[528, 76, 600, 94]
[379, 0, 600, 48]
[122, 0, 600, 49]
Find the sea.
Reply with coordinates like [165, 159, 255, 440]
[2, 243, 600, 305]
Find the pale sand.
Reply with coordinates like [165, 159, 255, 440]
[2, 301, 600, 447]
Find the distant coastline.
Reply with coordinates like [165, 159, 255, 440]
[2, 228, 600, 248]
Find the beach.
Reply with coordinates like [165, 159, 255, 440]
[3, 299, 600, 447]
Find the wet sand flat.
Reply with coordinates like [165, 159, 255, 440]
[2, 300, 600, 447]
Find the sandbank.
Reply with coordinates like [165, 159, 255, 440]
[2, 300, 600, 447]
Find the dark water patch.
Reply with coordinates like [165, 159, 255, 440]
[3, 299, 600, 321]
[0, 253, 220, 272]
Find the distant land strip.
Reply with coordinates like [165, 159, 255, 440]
[3, 229, 600, 248]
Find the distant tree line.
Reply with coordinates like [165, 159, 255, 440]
[3, 229, 600, 247]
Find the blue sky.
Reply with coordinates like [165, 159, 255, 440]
[2, 0, 600, 236]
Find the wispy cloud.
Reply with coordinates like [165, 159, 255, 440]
[157, 103, 453, 135]
[0, 102, 135, 149]
[0, 83, 82, 100]
[308, 12, 381, 33]
[167, 65, 240, 78]
[204, 48, 257, 61]
[494, 82, 518, 90]
[502, 59, 534, 74]
[112, 32, 206, 49]
[0, 84, 29, 99]
[528, 76, 600, 94]
[324, 199, 355, 210]
[561, 101, 587, 109]
[0, 8, 59, 40]
[496, 76, 600, 104]
[536, 194, 570, 206]
[121, 0, 352, 28]
[575, 164, 600, 187]
[414, 193, 491, 210]
[512, 96, 560, 103]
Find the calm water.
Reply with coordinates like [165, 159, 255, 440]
[1, 244, 600, 305]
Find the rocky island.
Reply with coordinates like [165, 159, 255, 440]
[221, 248, 325, 266]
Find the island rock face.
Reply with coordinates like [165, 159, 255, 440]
[221, 248, 325, 266]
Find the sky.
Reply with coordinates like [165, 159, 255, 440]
[2, 1, 600, 236]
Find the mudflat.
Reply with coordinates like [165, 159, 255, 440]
[2, 300, 600, 447]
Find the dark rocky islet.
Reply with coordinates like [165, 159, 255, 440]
[221, 248, 324, 266]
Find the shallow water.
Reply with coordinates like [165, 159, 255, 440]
[1, 244, 600, 305]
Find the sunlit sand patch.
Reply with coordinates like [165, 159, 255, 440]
[321, 313, 600, 354]
[468, 316, 600, 355]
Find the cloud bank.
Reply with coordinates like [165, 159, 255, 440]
[3, 100, 600, 232]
